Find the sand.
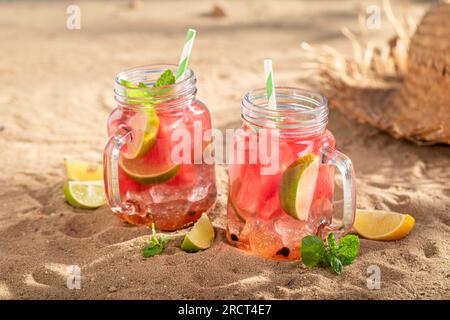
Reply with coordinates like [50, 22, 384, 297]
[0, 0, 449, 300]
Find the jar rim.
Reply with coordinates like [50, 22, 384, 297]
[241, 87, 329, 136]
[114, 64, 196, 109]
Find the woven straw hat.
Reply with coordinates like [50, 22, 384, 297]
[302, 1, 450, 144]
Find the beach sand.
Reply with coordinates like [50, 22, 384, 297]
[0, 0, 449, 299]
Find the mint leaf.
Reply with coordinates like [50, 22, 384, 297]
[143, 223, 170, 258]
[330, 255, 343, 274]
[320, 250, 332, 267]
[327, 233, 338, 253]
[301, 233, 360, 274]
[143, 243, 164, 258]
[150, 223, 158, 243]
[154, 69, 175, 88]
[301, 235, 325, 267]
[337, 235, 360, 265]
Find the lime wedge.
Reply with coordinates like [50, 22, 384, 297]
[279, 153, 319, 221]
[64, 159, 103, 181]
[63, 180, 106, 209]
[181, 213, 215, 252]
[119, 156, 180, 184]
[119, 79, 160, 159]
[120, 79, 152, 103]
[123, 109, 159, 159]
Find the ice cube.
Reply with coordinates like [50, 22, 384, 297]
[274, 214, 312, 249]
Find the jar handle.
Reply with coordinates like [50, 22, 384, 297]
[103, 126, 132, 213]
[320, 146, 356, 238]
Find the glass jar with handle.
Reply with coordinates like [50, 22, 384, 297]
[227, 87, 356, 260]
[104, 64, 217, 231]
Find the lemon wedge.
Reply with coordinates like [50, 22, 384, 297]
[64, 159, 103, 181]
[354, 209, 415, 241]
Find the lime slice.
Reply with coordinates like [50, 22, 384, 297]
[279, 153, 319, 221]
[123, 109, 159, 159]
[120, 79, 152, 104]
[63, 180, 106, 209]
[119, 156, 180, 184]
[64, 159, 103, 181]
[181, 213, 215, 252]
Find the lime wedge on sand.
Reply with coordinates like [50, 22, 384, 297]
[63, 180, 106, 209]
[181, 213, 215, 252]
[123, 109, 159, 160]
[279, 153, 319, 221]
[64, 159, 103, 181]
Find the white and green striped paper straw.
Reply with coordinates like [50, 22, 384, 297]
[176, 28, 197, 81]
[264, 59, 277, 109]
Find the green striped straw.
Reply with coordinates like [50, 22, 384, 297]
[264, 59, 277, 109]
[175, 28, 197, 81]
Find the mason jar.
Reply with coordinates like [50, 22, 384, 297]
[227, 87, 356, 260]
[104, 64, 217, 231]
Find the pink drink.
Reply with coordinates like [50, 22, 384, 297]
[227, 88, 356, 260]
[104, 65, 216, 231]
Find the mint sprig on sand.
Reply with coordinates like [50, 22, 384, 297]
[143, 223, 170, 258]
[301, 233, 360, 274]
